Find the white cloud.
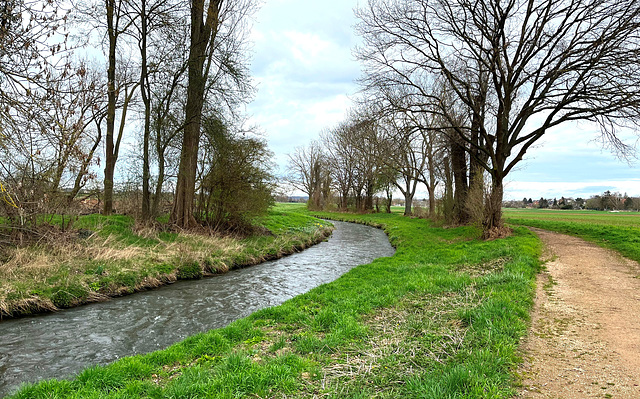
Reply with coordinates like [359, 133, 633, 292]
[247, 0, 362, 176]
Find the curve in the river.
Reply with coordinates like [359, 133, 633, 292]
[0, 220, 394, 398]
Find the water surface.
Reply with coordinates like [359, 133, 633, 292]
[0, 221, 394, 397]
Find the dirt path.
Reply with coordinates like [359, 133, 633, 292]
[518, 228, 640, 398]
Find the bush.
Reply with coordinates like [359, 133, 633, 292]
[196, 117, 275, 234]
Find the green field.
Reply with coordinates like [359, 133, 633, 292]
[504, 208, 640, 227]
[504, 208, 640, 264]
[9, 207, 542, 398]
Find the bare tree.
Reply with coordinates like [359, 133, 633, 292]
[103, 0, 137, 215]
[45, 62, 106, 203]
[1, 1, 71, 123]
[128, 0, 187, 220]
[148, 22, 189, 217]
[323, 124, 356, 211]
[72, 0, 139, 215]
[356, 0, 640, 235]
[286, 141, 328, 210]
[380, 112, 430, 216]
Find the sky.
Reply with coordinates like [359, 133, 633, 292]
[246, 0, 640, 201]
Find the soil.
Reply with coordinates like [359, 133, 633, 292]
[518, 228, 640, 398]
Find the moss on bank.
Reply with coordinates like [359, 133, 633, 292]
[0, 206, 333, 319]
[8, 206, 543, 398]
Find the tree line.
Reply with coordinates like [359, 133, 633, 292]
[505, 191, 640, 211]
[288, 0, 640, 237]
[1, 0, 273, 244]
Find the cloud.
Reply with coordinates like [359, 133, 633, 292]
[247, 0, 362, 175]
[506, 119, 640, 197]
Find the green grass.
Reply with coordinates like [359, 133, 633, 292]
[504, 208, 640, 227]
[0, 205, 332, 318]
[504, 208, 640, 263]
[9, 209, 542, 398]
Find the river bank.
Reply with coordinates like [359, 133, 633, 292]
[0, 206, 333, 319]
[8, 208, 543, 398]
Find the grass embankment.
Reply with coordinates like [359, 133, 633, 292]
[504, 208, 640, 263]
[0, 206, 333, 318]
[10, 207, 542, 398]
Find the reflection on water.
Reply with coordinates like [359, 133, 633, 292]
[0, 221, 394, 397]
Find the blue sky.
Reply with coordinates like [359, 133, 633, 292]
[247, 0, 640, 200]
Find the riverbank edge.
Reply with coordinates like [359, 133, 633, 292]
[0, 219, 334, 321]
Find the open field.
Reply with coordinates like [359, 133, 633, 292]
[504, 208, 640, 264]
[0, 205, 332, 319]
[503, 208, 640, 227]
[9, 208, 542, 398]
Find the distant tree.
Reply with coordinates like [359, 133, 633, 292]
[323, 123, 357, 211]
[287, 142, 328, 211]
[600, 190, 623, 211]
[586, 195, 603, 210]
[539, 198, 549, 209]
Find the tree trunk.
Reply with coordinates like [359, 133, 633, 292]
[443, 156, 454, 223]
[364, 180, 375, 211]
[151, 142, 165, 217]
[427, 185, 435, 217]
[483, 174, 504, 234]
[403, 192, 413, 216]
[451, 137, 469, 224]
[140, 0, 151, 221]
[340, 189, 348, 211]
[104, 0, 117, 215]
[355, 191, 363, 212]
[385, 186, 392, 213]
[426, 144, 437, 218]
[170, 0, 218, 228]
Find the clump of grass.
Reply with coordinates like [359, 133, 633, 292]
[8, 209, 541, 398]
[177, 261, 203, 280]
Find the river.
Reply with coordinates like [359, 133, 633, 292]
[0, 220, 394, 397]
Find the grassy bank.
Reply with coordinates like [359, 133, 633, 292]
[10, 207, 542, 398]
[504, 208, 640, 263]
[0, 206, 333, 318]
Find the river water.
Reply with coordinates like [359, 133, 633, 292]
[0, 221, 394, 397]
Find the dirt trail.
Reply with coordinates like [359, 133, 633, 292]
[518, 228, 640, 398]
